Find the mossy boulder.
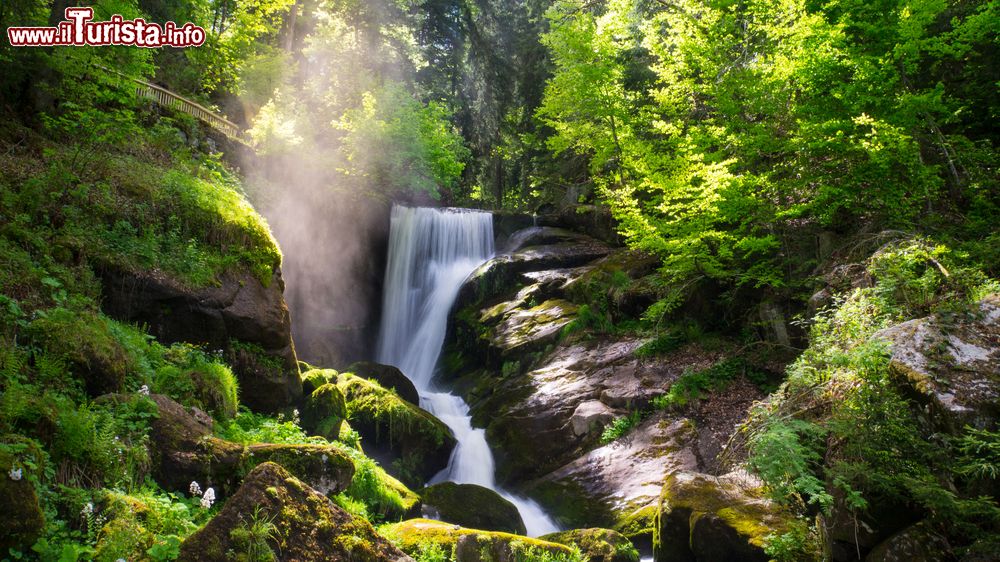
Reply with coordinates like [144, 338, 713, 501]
[143, 393, 354, 497]
[876, 294, 1000, 433]
[28, 308, 135, 396]
[654, 471, 801, 562]
[336, 373, 456, 487]
[0, 438, 46, 553]
[100, 265, 302, 413]
[301, 383, 347, 439]
[419, 482, 526, 535]
[153, 345, 240, 421]
[301, 368, 338, 396]
[178, 462, 412, 562]
[381, 519, 575, 562]
[541, 529, 639, 562]
[348, 361, 420, 405]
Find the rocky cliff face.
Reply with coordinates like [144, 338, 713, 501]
[441, 224, 771, 551]
[100, 265, 302, 412]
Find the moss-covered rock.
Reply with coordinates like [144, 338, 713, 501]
[101, 265, 302, 413]
[348, 361, 420, 406]
[876, 294, 1000, 433]
[336, 373, 456, 487]
[28, 308, 135, 396]
[301, 383, 347, 440]
[381, 519, 575, 562]
[143, 393, 354, 497]
[654, 471, 803, 562]
[153, 344, 240, 421]
[301, 368, 338, 396]
[0, 438, 46, 553]
[419, 482, 526, 535]
[178, 462, 412, 562]
[540, 529, 639, 562]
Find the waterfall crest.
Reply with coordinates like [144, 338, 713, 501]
[376, 205, 558, 536]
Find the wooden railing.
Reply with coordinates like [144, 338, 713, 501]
[131, 77, 251, 145]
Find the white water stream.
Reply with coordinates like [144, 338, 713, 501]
[376, 205, 559, 536]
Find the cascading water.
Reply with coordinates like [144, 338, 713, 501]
[376, 205, 559, 537]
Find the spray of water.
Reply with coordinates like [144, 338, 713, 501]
[376, 205, 559, 537]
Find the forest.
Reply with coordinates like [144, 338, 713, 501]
[0, 0, 998, 561]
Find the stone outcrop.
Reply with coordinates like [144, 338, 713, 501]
[178, 462, 412, 562]
[876, 294, 1000, 432]
[140, 393, 353, 497]
[100, 266, 301, 412]
[654, 471, 798, 562]
[418, 482, 526, 535]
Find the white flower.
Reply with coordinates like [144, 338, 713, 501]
[8, 467, 22, 481]
[138, 384, 150, 396]
[200, 487, 216, 508]
[81, 502, 94, 516]
[189, 481, 202, 496]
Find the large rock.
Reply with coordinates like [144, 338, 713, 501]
[337, 374, 456, 487]
[525, 414, 700, 545]
[142, 393, 353, 497]
[865, 521, 953, 562]
[381, 519, 574, 562]
[419, 482, 526, 535]
[301, 383, 347, 440]
[654, 471, 798, 562]
[178, 462, 412, 562]
[876, 294, 1000, 432]
[540, 528, 639, 562]
[348, 361, 420, 405]
[0, 438, 46, 553]
[455, 233, 611, 311]
[100, 266, 301, 412]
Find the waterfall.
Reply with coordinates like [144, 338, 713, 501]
[376, 205, 559, 537]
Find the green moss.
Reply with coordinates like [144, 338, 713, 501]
[0, 439, 47, 553]
[336, 373, 454, 486]
[154, 343, 240, 421]
[540, 529, 639, 562]
[28, 308, 138, 395]
[301, 369, 337, 396]
[380, 519, 576, 557]
[419, 482, 526, 534]
[302, 383, 347, 440]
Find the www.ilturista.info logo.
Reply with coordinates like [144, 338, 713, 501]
[7, 7, 206, 48]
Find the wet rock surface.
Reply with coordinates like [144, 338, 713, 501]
[442, 226, 764, 550]
[418, 482, 527, 535]
[336, 373, 456, 487]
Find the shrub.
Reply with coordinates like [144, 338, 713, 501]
[600, 412, 641, 444]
